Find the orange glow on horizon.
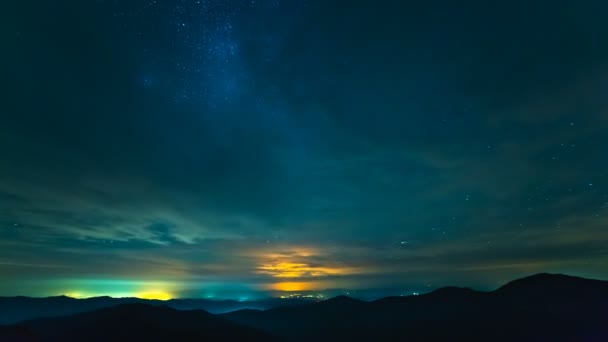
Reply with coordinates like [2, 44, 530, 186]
[271, 281, 317, 292]
[256, 246, 362, 292]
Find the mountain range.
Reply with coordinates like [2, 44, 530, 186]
[1, 273, 607, 341]
[0, 303, 276, 341]
[0, 296, 312, 325]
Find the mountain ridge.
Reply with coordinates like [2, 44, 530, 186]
[2, 303, 278, 341]
[223, 273, 608, 341]
[2, 273, 608, 341]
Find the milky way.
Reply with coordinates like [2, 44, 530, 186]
[1, 0, 608, 299]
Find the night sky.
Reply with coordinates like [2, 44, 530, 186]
[1, 0, 608, 300]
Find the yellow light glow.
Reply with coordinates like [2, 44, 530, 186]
[64, 292, 87, 299]
[271, 282, 315, 292]
[255, 247, 363, 293]
[136, 291, 173, 300]
[257, 262, 353, 278]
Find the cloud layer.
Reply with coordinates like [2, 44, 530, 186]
[1, 0, 608, 298]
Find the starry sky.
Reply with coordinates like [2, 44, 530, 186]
[1, 0, 608, 299]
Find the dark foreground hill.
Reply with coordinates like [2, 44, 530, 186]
[223, 273, 608, 341]
[0, 303, 277, 342]
[1, 273, 607, 341]
[0, 295, 311, 325]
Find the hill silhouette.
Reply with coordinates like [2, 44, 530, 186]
[1, 303, 277, 341]
[1, 273, 607, 341]
[224, 273, 608, 341]
[0, 296, 310, 325]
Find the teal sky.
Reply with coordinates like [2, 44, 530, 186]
[1, 0, 608, 299]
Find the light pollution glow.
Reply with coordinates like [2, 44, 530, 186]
[63, 290, 173, 301]
[50, 279, 180, 300]
[256, 262, 353, 278]
[40, 247, 363, 299]
[255, 247, 361, 292]
[270, 281, 327, 292]
[255, 247, 360, 278]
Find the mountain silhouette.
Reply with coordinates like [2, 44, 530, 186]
[496, 273, 608, 297]
[0, 295, 310, 325]
[224, 273, 608, 341]
[1, 303, 277, 341]
[2, 273, 608, 341]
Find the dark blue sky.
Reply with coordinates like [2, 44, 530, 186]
[1, 0, 608, 299]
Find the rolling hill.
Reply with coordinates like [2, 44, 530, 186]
[1, 303, 277, 341]
[2, 274, 607, 341]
